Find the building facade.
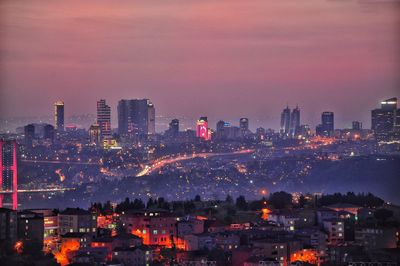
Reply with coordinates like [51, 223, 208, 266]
[54, 101, 65, 131]
[97, 99, 111, 139]
[118, 99, 155, 139]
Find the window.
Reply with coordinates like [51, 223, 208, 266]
[153, 230, 158, 235]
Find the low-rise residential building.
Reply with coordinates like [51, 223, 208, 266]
[268, 211, 299, 231]
[177, 217, 204, 237]
[0, 208, 17, 243]
[355, 226, 398, 250]
[121, 209, 178, 246]
[215, 232, 240, 251]
[58, 208, 97, 235]
[323, 219, 345, 245]
[17, 210, 44, 244]
[184, 233, 216, 251]
[250, 239, 302, 264]
[112, 246, 153, 266]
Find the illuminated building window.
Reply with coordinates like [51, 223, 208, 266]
[153, 230, 158, 235]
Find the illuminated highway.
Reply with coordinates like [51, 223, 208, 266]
[21, 160, 101, 165]
[0, 188, 75, 193]
[136, 149, 254, 177]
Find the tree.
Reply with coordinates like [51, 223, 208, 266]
[236, 195, 248, 211]
[225, 195, 233, 204]
[194, 195, 201, 202]
[146, 198, 155, 209]
[374, 209, 393, 225]
[298, 195, 307, 208]
[269, 191, 292, 209]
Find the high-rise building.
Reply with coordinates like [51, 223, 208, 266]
[256, 127, 266, 140]
[24, 124, 35, 147]
[280, 106, 291, 135]
[316, 112, 334, 137]
[54, 101, 65, 131]
[290, 106, 300, 137]
[371, 97, 399, 141]
[24, 124, 54, 147]
[216, 120, 226, 140]
[239, 118, 249, 137]
[147, 101, 156, 136]
[117, 99, 155, 139]
[97, 99, 111, 138]
[196, 117, 210, 140]
[352, 121, 362, 131]
[0, 140, 18, 210]
[89, 123, 101, 145]
[43, 124, 55, 141]
[167, 119, 179, 137]
[298, 124, 311, 138]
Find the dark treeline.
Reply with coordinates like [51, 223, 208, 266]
[316, 192, 384, 208]
[90, 191, 385, 215]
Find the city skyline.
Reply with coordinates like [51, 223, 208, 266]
[1, 0, 399, 129]
[1, 1, 400, 265]
[2, 97, 400, 133]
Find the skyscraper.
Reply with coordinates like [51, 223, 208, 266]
[371, 97, 398, 141]
[316, 111, 334, 137]
[97, 99, 111, 139]
[0, 140, 18, 210]
[168, 119, 179, 137]
[43, 124, 55, 142]
[89, 123, 101, 145]
[352, 121, 362, 131]
[117, 99, 155, 138]
[239, 118, 249, 137]
[24, 124, 35, 147]
[280, 106, 291, 136]
[147, 101, 156, 136]
[290, 106, 300, 137]
[54, 101, 64, 131]
[196, 117, 210, 140]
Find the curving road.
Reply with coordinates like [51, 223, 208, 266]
[136, 149, 254, 177]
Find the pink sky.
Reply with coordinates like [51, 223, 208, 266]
[0, 0, 399, 129]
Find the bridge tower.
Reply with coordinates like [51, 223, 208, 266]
[0, 140, 18, 210]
